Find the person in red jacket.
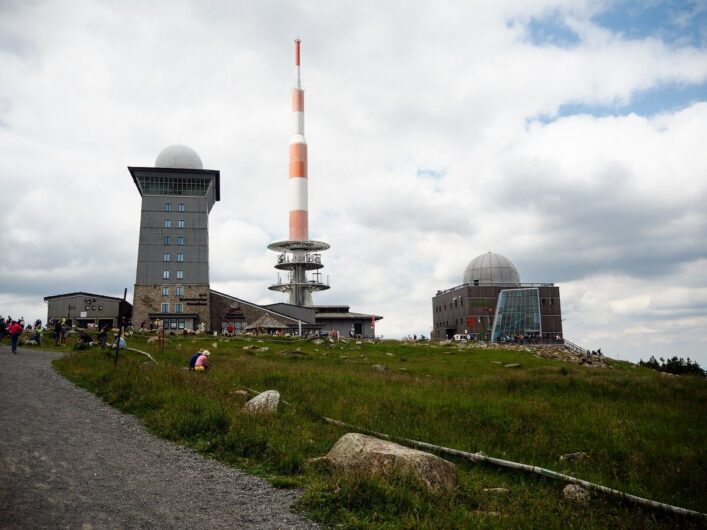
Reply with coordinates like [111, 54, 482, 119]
[8, 320, 23, 354]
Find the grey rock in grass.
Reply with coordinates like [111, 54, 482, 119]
[385, 352, 395, 357]
[312, 339, 324, 345]
[322, 433, 456, 492]
[243, 390, 280, 414]
[491, 361, 503, 365]
[504, 363, 521, 368]
[563, 484, 590, 502]
[372, 364, 387, 372]
[559, 452, 590, 462]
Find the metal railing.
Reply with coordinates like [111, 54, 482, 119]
[563, 338, 589, 356]
[435, 282, 555, 296]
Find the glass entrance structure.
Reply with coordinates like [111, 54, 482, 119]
[491, 288, 542, 341]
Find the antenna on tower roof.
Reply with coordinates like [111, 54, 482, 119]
[294, 38, 301, 89]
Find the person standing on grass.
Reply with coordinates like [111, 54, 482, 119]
[0, 317, 6, 343]
[8, 320, 23, 354]
[54, 320, 62, 345]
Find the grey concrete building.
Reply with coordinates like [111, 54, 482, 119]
[129, 145, 220, 331]
[44, 292, 132, 329]
[432, 252, 563, 341]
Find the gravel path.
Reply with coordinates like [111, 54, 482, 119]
[0, 345, 318, 529]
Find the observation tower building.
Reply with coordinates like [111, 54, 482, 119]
[268, 39, 330, 307]
[129, 145, 220, 330]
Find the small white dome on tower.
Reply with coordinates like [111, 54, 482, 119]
[155, 144, 203, 170]
[463, 252, 520, 285]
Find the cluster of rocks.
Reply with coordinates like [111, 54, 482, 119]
[453, 342, 610, 368]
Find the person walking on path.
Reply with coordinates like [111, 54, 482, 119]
[8, 320, 23, 354]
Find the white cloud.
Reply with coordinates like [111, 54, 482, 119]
[1, 0, 706, 364]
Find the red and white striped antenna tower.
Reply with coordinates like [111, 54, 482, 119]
[268, 38, 330, 307]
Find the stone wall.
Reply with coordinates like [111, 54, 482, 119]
[133, 284, 211, 330]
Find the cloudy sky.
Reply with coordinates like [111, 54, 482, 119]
[1, 0, 706, 364]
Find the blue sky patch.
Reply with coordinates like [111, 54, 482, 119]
[525, 12, 581, 47]
[593, 0, 707, 47]
[529, 81, 707, 124]
[417, 168, 447, 179]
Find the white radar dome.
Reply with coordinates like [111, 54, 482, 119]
[155, 144, 204, 170]
[463, 252, 520, 285]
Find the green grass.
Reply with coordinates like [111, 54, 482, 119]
[45, 333, 706, 529]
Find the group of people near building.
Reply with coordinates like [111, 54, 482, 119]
[0, 317, 48, 354]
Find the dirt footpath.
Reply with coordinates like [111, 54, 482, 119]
[0, 346, 317, 529]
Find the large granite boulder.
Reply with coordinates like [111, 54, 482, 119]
[243, 390, 280, 414]
[321, 433, 456, 492]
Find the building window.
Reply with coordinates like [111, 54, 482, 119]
[164, 219, 172, 228]
[164, 203, 172, 212]
[178, 318, 185, 330]
[164, 236, 171, 245]
[177, 219, 185, 229]
[162, 287, 169, 296]
[175, 286, 184, 296]
[163, 252, 171, 262]
[175, 303, 183, 314]
[176, 270, 184, 280]
[98, 305, 103, 311]
[550, 298, 554, 305]
[178, 203, 185, 212]
[161, 303, 169, 313]
[163, 270, 170, 279]
[177, 253, 184, 262]
[176, 236, 184, 246]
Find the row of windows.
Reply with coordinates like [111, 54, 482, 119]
[163, 270, 184, 280]
[164, 220, 186, 228]
[434, 315, 491, 328]
[435, 298, 464, 312]
[84, 305, 103, 311]
[138, 176, 210, 196]
[163, 253, 185, 262]
[163, 236, 185, 245]
[164, 203, 186, 212]
[160, 303, 184, 314]
[162, 286, 185, 296]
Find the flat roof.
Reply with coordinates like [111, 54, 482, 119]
[44, 291, 128, 302]
[316, 312, 383, 321]
[128, 166, 221, 201]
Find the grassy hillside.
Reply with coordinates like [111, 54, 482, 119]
[48, 334, 706, 529]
